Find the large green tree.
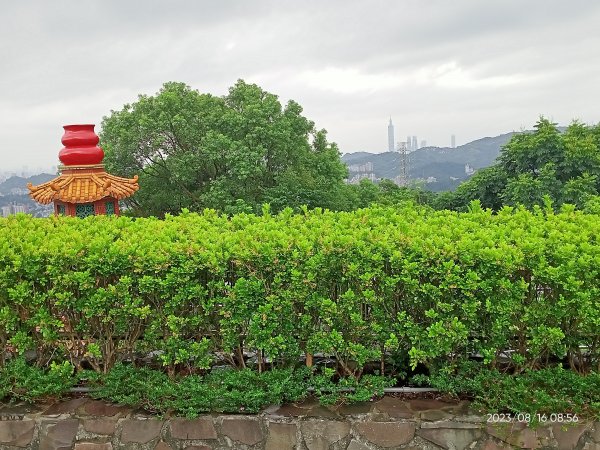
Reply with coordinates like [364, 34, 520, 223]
[100, 81, 349, 216]
[437, 118, 600, 211]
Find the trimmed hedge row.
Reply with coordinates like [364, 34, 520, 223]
[0, 203, 599, 377]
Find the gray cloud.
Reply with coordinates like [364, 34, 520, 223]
[1, 0, 600, 171]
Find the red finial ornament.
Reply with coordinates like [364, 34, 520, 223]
[58, 124, 105, 166]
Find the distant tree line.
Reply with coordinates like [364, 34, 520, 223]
[101, 82, 600, 216]
[435, 118, 600, 212]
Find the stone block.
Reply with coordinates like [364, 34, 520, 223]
[347, 439, 371, 450]
[446, 400, 476, 415]
[421, 421, 480, 429]
[121, 419, 163, 444]
[409, 398, 456, 411]
[83, 419, 117, 435]
[222, 418, 263, 445]
[266, 422, 297, 450]
[43, 398, 89, 416]
[271, 404, 310, 417]
[184, 446, 212, 450]
[0, 403, 41, 419]
[421, 409, 453, 421]
[373, 396, 414, 418]
[487, 423, 551, 449]
[335, 402, 373, 416]
[170, 417, 217, 440]
[154, 442, 173, 450]
[355, 421, 415, 447]
[552, 423, 590, 450]
[300, 419, 350, 450]
[0, 419, 35, 447]
[583, 443, 600, 450]
[306, 405, 340, 418]
[417, 427, 483, 450]
[39, 419, 79, 450]
[482, 440, 514, 450]
[83, 400, 130, 417]
[74, 443, 113, 450]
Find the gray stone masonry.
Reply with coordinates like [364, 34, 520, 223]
[0, 396, 598, 449]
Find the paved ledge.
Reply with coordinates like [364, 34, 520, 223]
[0, 396, 598, 449]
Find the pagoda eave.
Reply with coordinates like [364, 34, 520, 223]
[28, 166, 139, 205]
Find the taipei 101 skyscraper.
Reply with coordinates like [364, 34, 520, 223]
[388, 118, 395, 152]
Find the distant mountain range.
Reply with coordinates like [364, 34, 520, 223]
[0, 173, 55, 195]
[0, 173, 55, 217]
[342, 131, 518, 191]
[0, 129, 546, 203]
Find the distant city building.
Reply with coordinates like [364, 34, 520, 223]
[347, 160, 375, 184]
[9, 188, 29, 195]
[465, 164, 475, 176]
[406, 135, 412, 151]
[388, 118, 395, 152]
[348, 162, 374, 173]
[451, 135, 456, 148]
[420, 140, 427, 148]
[412, 136, 418, 150]
[0, 204, 27, 217]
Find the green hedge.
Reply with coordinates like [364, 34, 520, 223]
[0, 203, 599, 377]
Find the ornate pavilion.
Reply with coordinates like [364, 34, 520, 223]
[28, 124, 139, 217]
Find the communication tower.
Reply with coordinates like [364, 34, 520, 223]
[396, 141, 409, 186]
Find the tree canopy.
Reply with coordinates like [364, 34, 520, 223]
[436, 118, 600, 211]
[100, 81, 349, 216]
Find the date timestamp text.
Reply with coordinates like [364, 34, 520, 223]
[487, 413, 578, 423]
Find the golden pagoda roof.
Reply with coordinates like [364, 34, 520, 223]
[28, 165, 139, 204]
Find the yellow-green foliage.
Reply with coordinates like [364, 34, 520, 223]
[0, 204, 599, 375]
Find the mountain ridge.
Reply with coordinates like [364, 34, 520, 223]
[0, 173, 55, 194]
[342, 131, 517, 191]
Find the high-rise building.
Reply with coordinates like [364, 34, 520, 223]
[451, 135, 456, 148]
[412, 136, 418, 150]
[406, 135, 412, 151]
[388, 118, 395, 152]
[420, 140, 427, 148]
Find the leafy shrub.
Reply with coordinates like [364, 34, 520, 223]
[88, 364, 310, 416]
[0, 357, 75, 402]
[1, 205, 600, 413]
[87, 364, 392, 414]
[311, 367, 394, 405]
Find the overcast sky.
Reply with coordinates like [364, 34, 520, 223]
[2, 0, 600, 172]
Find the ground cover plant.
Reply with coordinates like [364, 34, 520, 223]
[0, 204, 599, 416]
[414, 362, 600, 421]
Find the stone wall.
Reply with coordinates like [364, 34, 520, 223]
[0, 396, 598, 450]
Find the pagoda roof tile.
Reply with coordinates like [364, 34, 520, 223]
[28, 167, 139, 204]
